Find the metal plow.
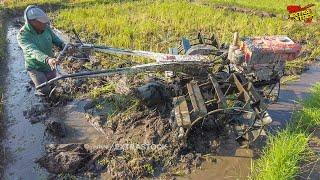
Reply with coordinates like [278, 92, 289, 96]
[173, 72, 272, 146]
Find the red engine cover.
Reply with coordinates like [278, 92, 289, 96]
[240, 36, 301, 62]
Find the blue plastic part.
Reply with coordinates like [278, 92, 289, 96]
[168, 47, 179, 55]
[181, 38, 191, 53]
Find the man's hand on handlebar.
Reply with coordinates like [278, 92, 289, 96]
[66, 45, 77, 56]
[47, 57, 59, 70]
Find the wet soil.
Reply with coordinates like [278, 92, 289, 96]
[178, 139, 253, 180]
[178, 150, 253, 180]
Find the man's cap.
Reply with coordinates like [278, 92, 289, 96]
[25, 6, 49, 23]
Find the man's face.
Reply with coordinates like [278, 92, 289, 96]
[29, 20, 47, 32]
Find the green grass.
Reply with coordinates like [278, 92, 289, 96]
[294, 84, 320, 129]
[252, 84, 320, 179]
[88, 81, 141, 121]
[252, 131, 309, 180]
[51, 0, 320, 66]
[89, 82, 116, 99]
[280, 75, 300, 85]
[3, 0, 140, 9]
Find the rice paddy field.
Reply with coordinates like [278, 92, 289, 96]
[52, 0, 320, 59]
[58, 0, 319, 72]
[53, 1, 316, 50]
[4, 0, 320, 69]
[1, 0, 320, 179]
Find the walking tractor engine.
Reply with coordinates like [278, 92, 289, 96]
[228, 33, 301, 101]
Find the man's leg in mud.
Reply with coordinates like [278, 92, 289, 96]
[27, 70, 55, 96]
[45, 70, 56, 81]
[45, 70, 57, 96]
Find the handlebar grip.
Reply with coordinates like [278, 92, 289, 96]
[57, 43, 69, 61]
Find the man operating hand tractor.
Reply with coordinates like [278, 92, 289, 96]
[17, 5, 65, 96]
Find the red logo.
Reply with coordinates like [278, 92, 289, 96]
[287, 4, 315, 23]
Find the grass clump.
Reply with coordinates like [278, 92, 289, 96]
[89, 81, 141, 121]
[292, 84, 320, 129]
[252, 131, 309, 179]
[252, 83, 320, 179]
[280, 75, 300, 85]
[107, 93, 141, 122]
[89, 82, 116, 99]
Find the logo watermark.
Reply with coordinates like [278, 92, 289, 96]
[287, 4, 316, 23]
[95, 143, 168, 151]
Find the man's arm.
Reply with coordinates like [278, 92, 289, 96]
[17, 30, 49, 64]
[48, 27, 65, 50]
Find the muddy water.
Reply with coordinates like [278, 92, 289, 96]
[269, 62, 320, 128]
[179, 144, 253, 180]
[2, 24, 107, 180]
[178, 127, 254, 180]
[50, 99, 108, 146]
[2, 25, 49, 179]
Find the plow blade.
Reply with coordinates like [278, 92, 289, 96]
[173, 73, 273, 146]
[187, 80, 207, 114]
[173, 96, 191, 128]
